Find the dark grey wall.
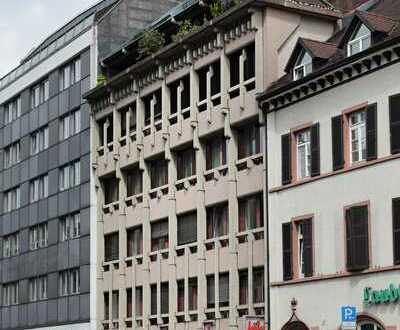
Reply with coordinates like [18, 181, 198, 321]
[0, 48, 91, 329]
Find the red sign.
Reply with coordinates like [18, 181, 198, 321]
[204, 322, 214, 330]
[246, 319, 264, 330]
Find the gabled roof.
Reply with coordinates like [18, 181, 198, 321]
[338, 10, 397, 47]
[259, 0, 400, 102]
[285, 38, 338, 72]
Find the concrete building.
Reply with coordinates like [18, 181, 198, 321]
[84, 0, 341, 329]
[258, 1, 400, 330]
[0, 1, 179, 329]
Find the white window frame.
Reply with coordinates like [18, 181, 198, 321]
[293, 51, 313, 81]
[296, 129, 311, 179]
[349, 111, 366, 164]
[61, 213, 80, 241]
[347, 24, 371, 57]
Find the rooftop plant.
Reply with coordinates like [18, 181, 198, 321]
[138, 29, 165, 59]
[172, 19, 202, 42]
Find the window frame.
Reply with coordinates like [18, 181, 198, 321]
[347, 23, 371, 57]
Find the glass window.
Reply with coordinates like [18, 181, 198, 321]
[238, 194, 263, 232]
[294, 50, 313, 80]
[349, 111, 366, 163]
[348, 24, 371, 56]
[297, 129, 311, 179]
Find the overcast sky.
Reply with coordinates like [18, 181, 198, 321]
[0, 0, 99, 77]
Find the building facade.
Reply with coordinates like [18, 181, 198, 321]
[258, 1, 400, 330]
[85, 1, 340, 329]
[0, 1, 179, 329]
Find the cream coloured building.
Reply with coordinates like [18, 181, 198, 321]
[258, 1, 400, 330]
[84, 0, 341, 329]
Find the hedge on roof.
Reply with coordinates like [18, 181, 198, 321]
[138, 29, 166, 59]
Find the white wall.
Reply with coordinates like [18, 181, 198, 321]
[267, 62, 400, 330]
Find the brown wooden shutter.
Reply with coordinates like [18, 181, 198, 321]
[346, 206, 369, 271]
[366, 103, 377, 161]
[282, 222, 293, 281]
[331, 115, 344, 170]
[303, 221, 313, 277]
[281, 134, 292, 185]
[311, 123, 320, 177]
[393, 198, 400, 265]
[389, 94, 400, 154]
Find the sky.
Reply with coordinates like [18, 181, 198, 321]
[0, 0, 99, 77]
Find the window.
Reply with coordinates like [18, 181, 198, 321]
[4, 96, 21, 124]
[177, 212, 197, 246]
[207, 203, 228, 239]
[3, 187, 20, 212]
[176, 148, 196, 180]
[332, 105, 376, 171]
[59, 268, 80, 296]
[293, 50, 312, 80]
[198, 60, 221, 110]
[229, 43, 255, 91]
[358, 320, 384, 330]
[151, 219, 168, 251]
[60, 109, 81, 140]
[239, 270, 248, 305]
[143, 89, 162, 126]
[31, 126, 49, 155]
[60, 57, 81, 90]
[127, 226, 143, 257]
[282, 219, 313, 281]
[206, 275, 215, 308]
[30, 79, 49, 108]
[126, 167, 142, 197]
[205, 136, 226, 170]
[389, 94, 400, 154]
[4, 141, 20, 168]
[252, 267, 265, 303]
[150, 159, 168, 189]
[296, 130, 311, 179]
[393, 198, 400, 265]
[29, 276, 47, 302]
[29, 223, 48, 250]
[3, 233, 19, 258]
[177, 280, 184, 312]
[219, 273, 229, 307]
[30, 174, 49, 202]
[349, 111, 366, 163]
[104, 292, 110, 320]
[2, 282, 19, 306]
[135, 286, 143, 317]
[348, 24, 371, 56]
[239, 194, 263, 232]
[346, 204, 369, 271]
[60, 213, 80, 241]
[105, 233, 119, 262]
[102, 176, 119, 205]
[282, 123, 320, 185]
[120, 104, 137, 137]
[59, 160, 80, 191]
[98, 115, 113, 147]
[150, 284, 157, 315]
[169, 75, 190, 116]
[112, 291, 119, 320]
[161, 282, 169, 314]
[177, 277, 198, 312]
[238, 123, 260, 159]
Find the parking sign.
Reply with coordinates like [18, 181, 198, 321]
[341, 306, 357, 330]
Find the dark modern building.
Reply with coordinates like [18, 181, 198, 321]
[0, 1, 179, 329]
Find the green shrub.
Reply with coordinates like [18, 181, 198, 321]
[172, 19, 201, 42]
[138, 29, 165, 59]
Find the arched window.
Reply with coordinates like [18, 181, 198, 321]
[357, 315, 385, 330]
[283, 321, 309, 330]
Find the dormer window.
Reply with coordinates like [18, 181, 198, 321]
[347, 23, 371, 57]
[293, 51, 312, 80]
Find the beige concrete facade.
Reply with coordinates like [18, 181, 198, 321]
[88, 3, 337, 330]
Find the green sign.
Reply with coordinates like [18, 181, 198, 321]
[363, 284, 400, 305]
